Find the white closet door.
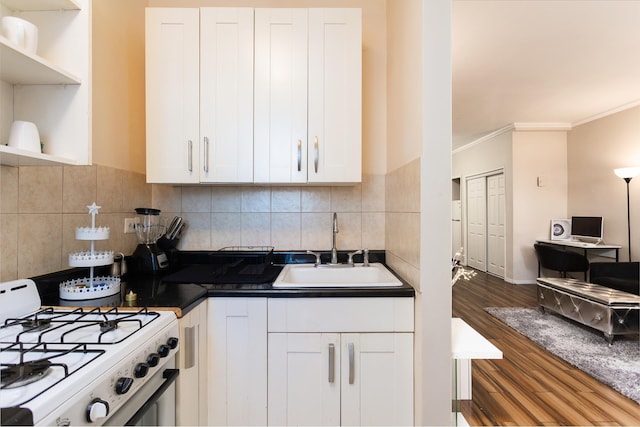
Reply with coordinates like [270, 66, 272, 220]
[487, 173, 506, 277]
[466, 176, 487, 271]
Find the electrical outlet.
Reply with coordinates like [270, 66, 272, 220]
[124, 218, 139, 234]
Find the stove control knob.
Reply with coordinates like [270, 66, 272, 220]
[134, 362, 150, 378]
[116, 377, 134, 395]
[86, 398, 109, 422]
[147, 353, 160, 367]
[158, 344, 170, 358]
[167, 337, 179, 349]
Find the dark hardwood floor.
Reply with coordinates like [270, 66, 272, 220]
[452, 270, 640, 426]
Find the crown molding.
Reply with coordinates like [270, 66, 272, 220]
[512, 122, 572, 131]
[452, 124, 514, 154]
[572, 99, 640, 127]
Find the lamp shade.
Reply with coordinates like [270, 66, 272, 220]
[614, 167, 640, 179]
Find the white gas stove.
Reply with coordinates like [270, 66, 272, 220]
[0, 279, 179, 426]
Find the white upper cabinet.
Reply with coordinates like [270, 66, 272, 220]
[254, 8, 308, 184]
[0, 0, 90, 166]
[146, 7, 362, 185]
[254, 8, 362, 184]
[200, 8, 254, 184]
[145, 8, 200, 183]
[307, 9, 362, 184]
[145, 7, 254, 184]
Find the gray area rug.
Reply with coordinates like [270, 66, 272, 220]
[485, 307, 640, 404]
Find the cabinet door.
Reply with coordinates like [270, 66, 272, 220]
[268, 333, 341, 426]
[145, 8, 200, 183]
[207, 298, 267, 426]
[200, 8, 254, 183]
[308, 9, 362, 184]
[176, 300, 208, 426]
[341, 333, 414, 426]
[254, 8, 308, 183]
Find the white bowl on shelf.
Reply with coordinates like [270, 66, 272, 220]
[8, 120, 41, 153]
[1, 16, 38, 54]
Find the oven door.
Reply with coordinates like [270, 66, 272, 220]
[104, 360, 178, 427]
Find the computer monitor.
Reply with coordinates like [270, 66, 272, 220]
[571, 216, 603, 242]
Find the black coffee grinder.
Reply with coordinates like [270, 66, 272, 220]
[132, 208, 169, 273]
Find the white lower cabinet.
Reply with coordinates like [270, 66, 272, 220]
[176, 299, 208, 426]
[268, 332, 413, 426]
[207, 298, 268, 426]
[267, 298, 414, 426]
[205, 297, 414, 426]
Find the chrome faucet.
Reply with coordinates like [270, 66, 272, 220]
[331, 212, 339, 264]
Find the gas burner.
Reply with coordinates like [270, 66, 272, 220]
[99, 319, 118, 333]
[20, 318, 52, 332]
[1, 360, 52, 389]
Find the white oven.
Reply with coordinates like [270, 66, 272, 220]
[0, 279, 179, 426]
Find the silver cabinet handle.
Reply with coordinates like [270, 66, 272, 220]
[313, 136, 319, 173]
[188, 140, 193, 172]
[184, 325, 197, 369]
[348, 342, 354, 384]
[328, 343, 335, 383]
[203, 136, 209, 173]
[297, 139, 302, 172]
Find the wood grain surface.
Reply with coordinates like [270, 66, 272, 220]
[452, 271, 640, 426]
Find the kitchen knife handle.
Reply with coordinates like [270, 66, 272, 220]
[188, 140, 193, 172]
[203, 136, 209, 173]
[297, 139, 302, 172]
[348, 342, 354, 384]
[313, 136, 319, 173]
[328, 343, 335, 383]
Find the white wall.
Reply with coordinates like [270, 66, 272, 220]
[568, 105, 640, 262]
[452, 128, 569, 283]
[452, 130, 512, 275]
[512, 131, 568, 282]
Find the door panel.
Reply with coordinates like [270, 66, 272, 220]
[341, 333, 413, 426]
[487, 174, 506, 277]
[200, 8, 254, 183]
[254, 9, 308, 183]
[268, 333, 340, 426]
[145, 8, 200, 183]
[466, 176, 487, 271]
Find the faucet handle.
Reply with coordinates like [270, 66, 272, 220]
[363, 248, 369, 267]
[306, 250, 322, 266]
[347, 250, 362, 265]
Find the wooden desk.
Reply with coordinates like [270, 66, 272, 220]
[535, 239, 621, 280]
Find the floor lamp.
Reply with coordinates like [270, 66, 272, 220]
[614, 167, 640, 261]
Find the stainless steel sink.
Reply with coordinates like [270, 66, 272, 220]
[272, 263, 403, 288]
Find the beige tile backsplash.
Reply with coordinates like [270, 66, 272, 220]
[0, 164, 148, 280]
[385, 158, 421, 287]
[153, 174, 386, 252]
[1, 167, 391, 281]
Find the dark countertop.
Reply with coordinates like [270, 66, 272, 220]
[32, 250, 415, 317]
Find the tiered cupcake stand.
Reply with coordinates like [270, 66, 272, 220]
[59, 203, 121, 300]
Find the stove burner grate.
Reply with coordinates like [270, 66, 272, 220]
[2, 307, 158, 345]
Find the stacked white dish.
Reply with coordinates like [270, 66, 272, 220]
[7, 120, 41, 153]
[1, 16, 38, 54]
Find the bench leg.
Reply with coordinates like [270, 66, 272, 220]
[604, 332, 614, 345]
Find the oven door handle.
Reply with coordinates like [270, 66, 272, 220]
[125, 369, 179, 426]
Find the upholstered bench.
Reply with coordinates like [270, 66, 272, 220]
[536, 277, 640, 344]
